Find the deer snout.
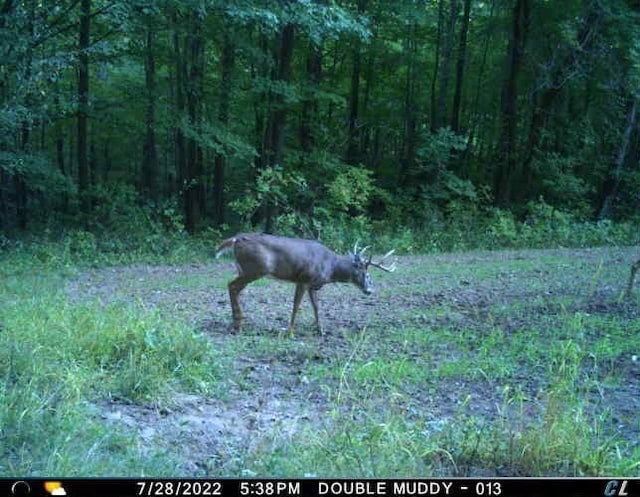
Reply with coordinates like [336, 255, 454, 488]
[362, 273, 373, 295]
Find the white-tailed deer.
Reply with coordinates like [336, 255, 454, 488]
[215, 233, 397, 333]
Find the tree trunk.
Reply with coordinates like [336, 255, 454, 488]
[0, 1, 15, 230]
[89, 132, 97, 187]
[213, 25, 235, 227]
[77, 0, 91, 213]
[300, 0, 325, 160]
[15, 0, 37, 230]
[361, 37, 377, 169]
[142, 27, 159, 202]
[521, 6, 603, 199]
[252, 32, 268, 171]
[434, 0, 459, 131]
[249, 32, 269, 229]
[400, 20, 418, 185]
[56, 135, 65, 175]
[77, 0, 91, 210]
[103, 140, 111, 184]
[16, 111, 29, 229]
[467, 0, 496, 174]
[346, 41, 361, 165]
[0, 0, 15, 103]
[451, 0, 471, 133]
[495, 0, 531, 205]
[53, 77, 65, 177]
[598, 98, 637, 220]
[0, 169, 6, 231]
[346, 0, 367, 165]
[430, 0, 445, 131]
[261, 23, 295, 233]
[300, 41, 322, 155]
[14, 170, 27, 230]
[183, 15, 205, 234]
[173, 12, 188, 230]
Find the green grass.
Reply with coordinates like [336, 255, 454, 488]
[0, 252, 224, 475]
[234, 248, 640, 477]
[240, 317, 638, 476]
[1, 239, 639, 477]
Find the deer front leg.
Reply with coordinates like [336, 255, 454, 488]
[228, 276, 250, 331]
[308, 287, 323, 334]
[288, 283, 306, 334]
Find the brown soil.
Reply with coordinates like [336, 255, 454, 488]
[68, 247, 640, 475]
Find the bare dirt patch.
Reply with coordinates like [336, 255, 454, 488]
[69, 246, 640, 474]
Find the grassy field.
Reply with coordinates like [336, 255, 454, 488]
[0, 244, 639, 476]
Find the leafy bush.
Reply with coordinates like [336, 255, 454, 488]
[327, 166, 375, 215]
[229, 165, 309, 225]
[536, 153, 593, 217]
[68, 183, 196, 258]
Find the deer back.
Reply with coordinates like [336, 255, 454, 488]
[226, 233, 343, 285]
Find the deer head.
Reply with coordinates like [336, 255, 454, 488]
[350, 240, 397, 295]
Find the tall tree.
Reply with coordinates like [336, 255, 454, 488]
[77, 0, 91, 210]
[433, 0, 460, 130]
[400, 19, 418, 185]
[346, 0, 367, 165]
[15, 0, 36, 229]
[495, 0, 531, 205]
[598, 98, 638, 219]
[300, 40, 322, 157]
[173, 8, 186, 217]
[142, 26, 159, 202]
[173, 7, 206, 234]
[521, 3, 604, 199]
[451, 0, 471, 133]
[467, 0, 496, 163]
[184, 12, 206, 233]
[212, 22, 235, 227]
[0, 0, 16, 231]
[261, 21, 295, 232]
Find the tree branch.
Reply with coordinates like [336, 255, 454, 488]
[31, 2, 115, 49]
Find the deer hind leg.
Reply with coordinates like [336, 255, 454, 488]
[228, 275, 253, 331]
[287, 283, 306, 335]
[308, 287, 323, 334]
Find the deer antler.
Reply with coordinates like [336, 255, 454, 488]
[367, 249, 397, 272]
[352, 240, 370, 258]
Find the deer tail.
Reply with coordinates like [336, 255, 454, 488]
[215, 237, 237, 259]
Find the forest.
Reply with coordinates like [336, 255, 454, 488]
[1, 0, 639, 248]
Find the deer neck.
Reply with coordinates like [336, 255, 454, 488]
[330, 255, 355, 283]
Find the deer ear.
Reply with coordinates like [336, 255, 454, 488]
[349, 252, 357, 264]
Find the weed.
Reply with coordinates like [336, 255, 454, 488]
[1, 238, 638, 476]
[0, 252, 222, 475]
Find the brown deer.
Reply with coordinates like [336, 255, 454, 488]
[215, 233, 396, 333]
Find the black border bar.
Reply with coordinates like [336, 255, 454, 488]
[1, 478, 639, 497]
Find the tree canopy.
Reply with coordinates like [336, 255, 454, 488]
[1, 0, 639, 238]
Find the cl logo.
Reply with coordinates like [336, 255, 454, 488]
[604, 480, 629, 497]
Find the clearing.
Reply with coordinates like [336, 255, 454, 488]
[68, 246, 640, 476]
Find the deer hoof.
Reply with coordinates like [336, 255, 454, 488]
[229, 320, 242, 333]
